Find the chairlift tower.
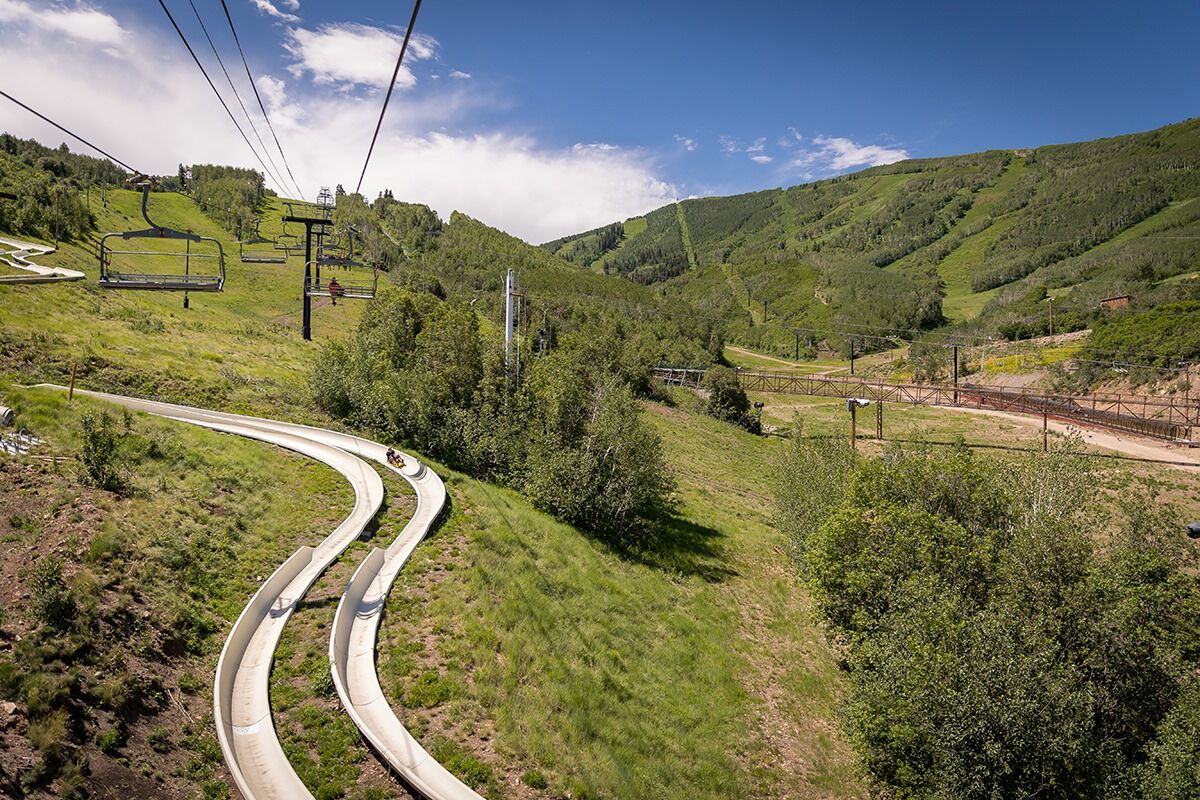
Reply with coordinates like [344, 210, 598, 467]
[503, 268, 525, 374]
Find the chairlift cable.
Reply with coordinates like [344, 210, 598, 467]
[219, 0, 307, 202]
[156, 0, 289, 196]
[355, 0, 423, 195]
[186, 0, 290, 198]
[0, 88, 138, 174]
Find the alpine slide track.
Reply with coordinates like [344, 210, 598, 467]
[653, 367, 1200, 444]
[39, 386, 484, 800]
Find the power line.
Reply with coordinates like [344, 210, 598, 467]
[218, 0, 306, 202]
[355, 0, 423, 195]
[156, 0, 288, 196]
[0, 88, 138, 174]
[186, 0, 289, 198]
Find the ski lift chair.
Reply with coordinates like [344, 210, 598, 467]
[99, 184, 224, 306]
[239, 218, 287, 264]
[274, 230, 304, 255]
[303, 259, 378, 301]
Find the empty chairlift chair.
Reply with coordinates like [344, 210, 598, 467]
[99, 184, 225, 307]
[239, 219, 287, 264]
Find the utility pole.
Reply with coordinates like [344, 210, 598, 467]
[850, 339, 856, 376]
[876, 400, 883, 439]
[1042, 412, 1048, 452]
[1046, 296, 1054, 337]
[794, 330, 800, 360]
[953, 345, 959, 404]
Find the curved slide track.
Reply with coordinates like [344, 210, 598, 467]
[41, 386, 482, 799]
[0, 236, 84, 283]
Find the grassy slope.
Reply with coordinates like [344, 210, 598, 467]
[376, 403, 867, 800]
[0, 383, 356, 799]
[0, 189, 361, 414]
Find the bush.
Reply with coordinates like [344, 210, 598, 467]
[775, 433, 855, 561]
[701, 366, 749, 423]
[312, 290, 676, 539]
[148, 725, 172, 753]
[524, 379, 673, 538]
[28, 556, 75, 629]
[778, 441, 1200, 798]
[430, 738, 492, 789]
[95, 726, 124, 755]
[522, 769, 548, 789]
[77, 409, 123, 491]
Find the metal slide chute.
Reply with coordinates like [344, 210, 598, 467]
[99, 184, 225, 304]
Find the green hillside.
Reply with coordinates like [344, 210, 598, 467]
[547, 118, 1200, 364]
[0, 154, 854, 798]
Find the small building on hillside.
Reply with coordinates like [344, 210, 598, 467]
[1099, 294, 1132, 310]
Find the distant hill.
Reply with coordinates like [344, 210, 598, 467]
[546, 119, 1200, 360]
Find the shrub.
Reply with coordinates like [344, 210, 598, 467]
[701, 366, 749, 423]
[77, 409, 123, 491]
[95, 726, 124, 755]
[431, 738, 492, 789]
[402, 670, 458, 709]
[522, 770, 548, 789]
[775, 433, 855, 561]
[524, 380, 673, 538]
[778, 441, 1200, 797]
[28, 556, 75, 629]
[148, 725, 172, 753]
[312, 291, 677, 539]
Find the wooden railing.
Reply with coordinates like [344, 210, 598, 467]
[653, 367, 1198, 443]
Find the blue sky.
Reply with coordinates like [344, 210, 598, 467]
[2, 0, 1198, 240]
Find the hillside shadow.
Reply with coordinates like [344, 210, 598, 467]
[605, 513, 737, 584]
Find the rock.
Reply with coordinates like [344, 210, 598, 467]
[0, 701, 23, 728]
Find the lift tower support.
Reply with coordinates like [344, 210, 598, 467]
[284, 213, 333, 341]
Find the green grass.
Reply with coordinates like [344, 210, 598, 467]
[376, 401, 867, 799]
[723, 345, 845, 374]
[0, 189, 364, 416]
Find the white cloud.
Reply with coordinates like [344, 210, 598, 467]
[0, 20, 671, 243]
[746, 137, 767, 153]
[778, 127, 803, 149]
[448, 70, 471, 80]
[673, 134, 697, 151]
[749, 154, 773, 164]
[718, 135, 740, 153]
[810, 135, 908, 169]
[285, 24, 438, 89]
[0, 0, 124, 44]
[786, 135, 908, 175]
[249, 0, 299, 23]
